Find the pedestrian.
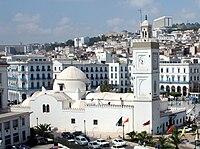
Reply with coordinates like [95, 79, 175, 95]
[143, 141, 146, 147]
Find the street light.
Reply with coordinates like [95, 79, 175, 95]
[36, 117, 38, 126]
[84, 120, 86, 134]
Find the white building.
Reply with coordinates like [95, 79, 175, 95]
[5, 55, 53, 103]
[0, 59, 30, 149]
[74, 37, 90, 48]
[53, 59, 109, 90]
[10, 18, 186, 139]
[153, 16, 173, 30]
[160, 57, 200, 96]
[107, 62, 130, 93]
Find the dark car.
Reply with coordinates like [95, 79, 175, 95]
[72, 131, 83, 137]
[61, 132, 74, 139]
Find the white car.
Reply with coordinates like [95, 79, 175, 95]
[111, 144, 126, 149]
[88, 141, 101, 149]
[96, 138, 110, 147]
[112, 138, 126, 146]
[75, 135, 88, 146]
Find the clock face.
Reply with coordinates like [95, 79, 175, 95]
[138, 55, 145, 65]
[152, 53, 158, 70]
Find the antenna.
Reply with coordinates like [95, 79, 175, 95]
[138, 9, 142, 24]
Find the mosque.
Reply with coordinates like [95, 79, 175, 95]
[11, 17, 186, 138]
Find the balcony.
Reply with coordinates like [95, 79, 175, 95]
[8, 77, 17, 80]
[36, 77, 41, 80]
[47, 69, 51, 71]
[91, 77, 94, 80]
[47, 77, 52, 80]
[20, 78, 26, 81]
[30, 78, 35, 80]
[36, 69, 40, 71]
[41, 69, 46, 71]
[30, 69, 34, 71]
[160, 80, 189, 84]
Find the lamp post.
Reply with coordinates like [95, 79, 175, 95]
[195, 129, 199, 149]
[36, 117, 38, 126]
[84, 120, 86, 134]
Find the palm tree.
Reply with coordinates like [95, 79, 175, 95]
[137, 131, 148, 144]
[169, 127, 182, 149]
[34, 123, 51, 138]
[126, 131, 137, 141]
[158, 135, 168, 149]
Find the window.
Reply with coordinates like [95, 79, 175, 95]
[43, 104, 46, 112]
[37, 82, 40, 88]
[93, 120, 98, 125]
[115, 67, 117, 71]
[183, 68, 186, 73]
[22, 131, 26, 141]
[166, 68, 169, 73]
[115, 73, 117, 78]
[177, 76, 180, 82]
[22, 118, 25, 126]
[21, 66, 25, 71]
[178, 68, 180, 73]
[54, 67, 56, 71]
[13, 133, 19, 143]
[59, 85, 64, 91]
[160, 68, 163, 73]
[161, 76, 164, 81]
[47, 105, 50, 112]
[172, 68, 174, 73]
[13, 119, 18, 128]
[4, 121, 10, 130]
[71, 118, 75, 124]
[31, 82, 34, 88]
[183, 76, 186, 82]
[121, 73, 123, 78]
[5, 135, 11, 145]
[111, 73, 113, 78]
[172, 76, 175, 81]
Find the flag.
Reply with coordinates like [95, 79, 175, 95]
[116, 117, 123, 126]
[123, 118, 129, 124]
[157, 124, 162, 131]
[166, 125, 174, 134]
[180, 127, 186, 138]
[143, 120, 150, 126]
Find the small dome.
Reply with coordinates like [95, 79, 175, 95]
[141, 20, 150, 26]
[57, 66, 88, 81]
[21, 98, 31, 107]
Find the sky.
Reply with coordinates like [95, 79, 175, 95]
[0, 0, 199, 44]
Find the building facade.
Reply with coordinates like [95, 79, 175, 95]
[5, 55, 53, 103]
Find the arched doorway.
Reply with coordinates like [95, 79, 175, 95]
[177, 86, 181, 93]
[182, 86, 187, 96]
[22, 93, 27, 101]
[166, 85, 170, 92]
[160, 85, 164, 91]
[171, 86, 175, 92]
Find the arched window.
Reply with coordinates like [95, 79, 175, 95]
[43, 104, 46, 112]
[47, 104, 50, 112]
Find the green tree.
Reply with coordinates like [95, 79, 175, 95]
[126, 130, 137, 141]
[158, 135, 168, 149]
[169, 127, 182, 149]
[137, 131, 148, 144]
[100, 80, 112, 92]
[34, 123, 51, 138]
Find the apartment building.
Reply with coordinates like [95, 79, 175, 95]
[0, 59, 30, 149]
[160, 57, 200, 96]
[5, 55, 53, 103]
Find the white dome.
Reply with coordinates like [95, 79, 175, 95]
[21, 98, 31, 107]
[57, 66, 88, 82]
[141, 20, 150, 26]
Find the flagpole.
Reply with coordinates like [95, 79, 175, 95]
[122, 124, 125, 139]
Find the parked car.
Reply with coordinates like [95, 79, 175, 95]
[72, 131, 83, 136]
[111, 144, 126, 149]
[61, 132, 74, 139]
[36, 136, 47, 145]
[96, 138, 110, 147]
[178, 126, 192, 133]
[80, 134, 90, 142]
[112, 138, 126, 146]
[75, 135, 88, 146]
[88, 141, 101, 149]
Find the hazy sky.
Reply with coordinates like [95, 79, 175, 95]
[0, 0, 199, 44]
